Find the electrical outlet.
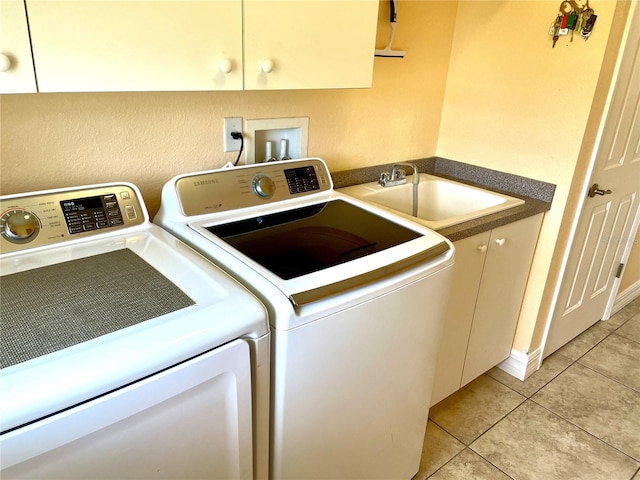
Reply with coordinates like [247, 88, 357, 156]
[223, 117, 243, 152]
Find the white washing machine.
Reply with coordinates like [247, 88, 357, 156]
[0, 183, 270, 480]
[155, 158, 455, 480]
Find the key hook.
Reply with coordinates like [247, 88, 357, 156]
[588, 183, 612, 198]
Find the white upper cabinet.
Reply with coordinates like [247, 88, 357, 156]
[243, 0, 378, 90]
[24, 0, 378, 93]
[0, 0, 37, 94]
[26, 0, 243, 93]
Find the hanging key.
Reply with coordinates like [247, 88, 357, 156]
[581, 9, 597, 40]
[567, 10, 578, 41]
[575, 14, 583, 37]
[551, 14, 562, 47]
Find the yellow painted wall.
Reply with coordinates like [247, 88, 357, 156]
[0, 1, 457, 215]
[436, 0, 626, 354]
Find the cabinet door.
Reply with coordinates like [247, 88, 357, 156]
[461, 214, 543, 386]
[26, 0, 243, 92]
[430, 231, 489, 406]
[0, 0, 37, 93]
[243, 0, 378, 90]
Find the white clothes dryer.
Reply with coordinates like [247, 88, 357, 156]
[0, 183, 269, 480]
[155, 158, 455, 480]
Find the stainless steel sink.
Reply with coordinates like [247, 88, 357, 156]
[338, 173, 524, 230]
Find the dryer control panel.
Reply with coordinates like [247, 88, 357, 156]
[0, 184, 146, 254]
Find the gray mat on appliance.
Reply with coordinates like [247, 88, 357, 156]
[0, 248, 195, 369]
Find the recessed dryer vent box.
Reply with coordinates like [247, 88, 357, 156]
[245, 117, 309, 164]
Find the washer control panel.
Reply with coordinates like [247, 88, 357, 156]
[175, 158, 332, 216]
[60, 193, 126, 235]
[0, 184, 146, 254]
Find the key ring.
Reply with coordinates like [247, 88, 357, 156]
[559, 0, 590, 14]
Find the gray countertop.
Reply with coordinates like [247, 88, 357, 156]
[331, 157, 555, 242]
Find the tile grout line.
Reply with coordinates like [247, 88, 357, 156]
[424, 298, 640, 479]
[424, 447, 518, 480]
[575, 358, 640, 394]
[469, 319, 632, 474]
[429, 393, 528, 451]
[528, 396, 640, 466]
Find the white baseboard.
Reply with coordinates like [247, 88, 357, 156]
[612, 280, 640, 315]
[497, 347, 543, 381]
[496, 283, 639, 382]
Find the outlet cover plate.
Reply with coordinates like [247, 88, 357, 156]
[223, 117, 243, 152]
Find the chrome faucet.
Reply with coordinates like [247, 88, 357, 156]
[392, 163, 419, 186]
[378, 162, 419, 187]
[378, 162, 420, 217]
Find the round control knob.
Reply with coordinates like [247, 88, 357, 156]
[1, 209, 41, 243]
[251, 174, 276, 198]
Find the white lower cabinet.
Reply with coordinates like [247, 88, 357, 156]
[430, 214, 543, 406]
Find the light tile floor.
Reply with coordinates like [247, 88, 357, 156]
[416, 296, 640, 480]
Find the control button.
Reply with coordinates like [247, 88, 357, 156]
[125, 205, 137, 220]
[120, 191, 131, 200]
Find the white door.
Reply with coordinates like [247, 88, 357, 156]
[544, 2, 640, 357]
[1, 340, 254, 480]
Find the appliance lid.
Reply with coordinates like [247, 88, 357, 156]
[194, 197, 450, 306]
[207, 199, 423, 279]
[0, 227, 268, 433]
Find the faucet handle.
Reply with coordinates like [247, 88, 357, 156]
[392, 168, 407, 180]
[378, 172, 391, 186]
